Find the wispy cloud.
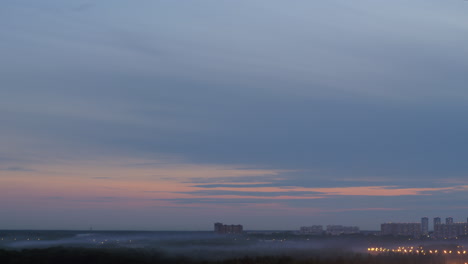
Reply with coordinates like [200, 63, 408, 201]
[2, 0, 468, 229]
[0, 166, 35, 172]
[189, 185, 466, 197]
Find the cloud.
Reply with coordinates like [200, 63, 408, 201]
[2, 0, 468, 229]
[162, 197, 322, 205]
[45, 196, 64, 200]
[189, 185, 467, 197]
[0, 166, 35, 172]
[193, 183, 278, 189]
[321, 207, 404, 213]
[183, 190, 323, 197]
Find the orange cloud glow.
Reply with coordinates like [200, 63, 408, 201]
[2, 157, 467, 212]
[195, 185, 465, 196]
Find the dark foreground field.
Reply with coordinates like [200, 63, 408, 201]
[0, 247, 459, 264]
[2, 231, 468, 264]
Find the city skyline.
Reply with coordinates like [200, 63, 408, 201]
[2, 0, 468, 230]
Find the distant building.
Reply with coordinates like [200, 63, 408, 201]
[434, 217, 441, 231]
[214, 222, 243, 234]
[214, 222, 223, 233]
[433, 217, 468, 239]
[326, 225, 360, 236]
[380, 217, 468, 239]
[360, 230, 380, 236]
[299, 225, 323, 235]
[421, 217, 429, 236]
[381, 223, 421, 238]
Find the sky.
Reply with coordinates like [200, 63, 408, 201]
[1, 0, 468, 231]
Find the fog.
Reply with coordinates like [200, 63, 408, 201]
[2, 231, 468, 261]
[0, 231, 371, 260]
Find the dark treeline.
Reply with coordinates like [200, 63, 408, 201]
[0, 247, 456, 264]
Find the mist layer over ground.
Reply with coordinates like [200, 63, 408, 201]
[0, 230, 364, 260]
[2, 230, 468, 262]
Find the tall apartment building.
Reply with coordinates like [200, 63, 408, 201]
[434, 217, 441, 230]
[381, 223, 422, 238]
[214, 222, 243, 234]
[433, 217, 468, 239]
[421, 217, 429, 236]
[299, 225, 323, 235]
[446, 217, 454, 225]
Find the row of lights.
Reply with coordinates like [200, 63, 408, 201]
[368, 247, 467, 255]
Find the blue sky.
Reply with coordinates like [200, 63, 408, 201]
[1, 0, 468, 230]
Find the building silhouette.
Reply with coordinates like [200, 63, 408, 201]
[300, 225, 323, 235]
[381, 223, 421, 238]
[434, 217, 441, 231]
[214, 222, 243, 234]
[421, 217, 429, 236]
[433, 217, 468, 239]
[326, 225, 360, 236]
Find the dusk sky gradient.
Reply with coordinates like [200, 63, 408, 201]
[1, 0, 468, 231]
